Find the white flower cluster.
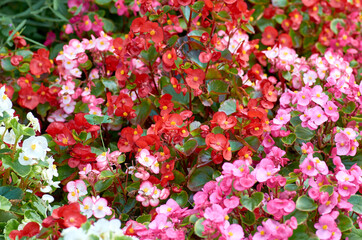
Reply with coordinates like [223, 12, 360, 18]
[61, 219, 139, 240]
[0, 86, 59, 201]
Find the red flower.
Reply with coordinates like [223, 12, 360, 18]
[261, 81, 278, 103]
[130, 17, 146, 33]
[46, 122, 76, 146]
[51, 203, 87, 229]
[185, 68, 205, 90]
[159, 94, 174, 116]
[281, 19, 292, 32]
[29, 49, 52, 76]
[261, 26, 278, 46]
[74, 113, 100, 136]
[162, 48, 177, 69]
[302, 0, 318, 7]
[68, 144, 97, 168]
[17, 87, 39, 110]
[205, 133, 228, 151]
[10, 55, 23, 66]
[211, 111, 237, 130]
[9, 222, 40, 240]
[289, 9, 303, 30]
[141, 22, 164, 43]
[278, 33, 293, 48]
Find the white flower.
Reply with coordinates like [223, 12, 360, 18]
[22, 136, 49, 160]
[40, 185, 52, 193]
[18, 152, 38, 166]
[26, 112, 40, 132]
[42, 194, 54, 203]
[0, 86, 13, 116]
[3, 129, 18, 145]
[62, 227, 88, 240]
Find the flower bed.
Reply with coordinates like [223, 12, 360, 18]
[0, 0, 361, 239]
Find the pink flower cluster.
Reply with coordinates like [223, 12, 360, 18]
[334, 128, 359, 156]
[136, 180, 169, 207]
[80, 196, 112, 218]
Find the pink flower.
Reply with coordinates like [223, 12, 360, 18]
[222, 224, 244, 240]
[311, 85, 328, 106]
[300, 159, 318, 176]
[204, 204, 229, 223]
[80, 197, 94, 218]
[303, 70, 317, 86]
[93, 197, 112, 218]
[314, 214, 340, 240]
[66, 180, 87, 202]
[335, 132, 351, 155]
[137, 149, 157, 168]
[296, 88, 312, 106]
[273, 109, 290, 125]
[95, 37, 110, 51]
[309, 106, 328, 126]
[252, 158, 280, 183]
[267, 199, 295, 220]
[323, 101, 339, 122]
[157, 199, 180, 216]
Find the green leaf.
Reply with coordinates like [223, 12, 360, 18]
[342, 102, 356, 114]
[240, 192, 264, 211]
[194, 218, 206, 238]
[272, 0, 287, 7]
[102, 18, 115, 32]
[171, 191, 188, 207]
[24, 209, 42, 222]
[2, 155, 31, 178]
[241, 211, 256, 226]
[192, 1, 205, 11]
[330, 19, 345, 34]
[0, 196, 11, 211]
[289, 225, 309, 240]
[289, 29, 302, 48]
[37, 103, 51, 117]
[282, 71, 292, 81]
[102, 78, 119, 93]
[173, 170, 186, 185]
[19, 63, 30, 73]
[219, 99, 237, 115]
[296, 195, 317, 212]
[319, 185, 334, 196]
[84, 114, 111, 125]
[282, 133, 296, 145]
[285, 209, 308, 225]
[140, 45, 158, 64]
[4, 219, 19, 238]
[348, 195, 362, 214]
[295, 125, 315, 141]
[337, 214, 353, 232]
[188, 166, 214, 191]
[348, 227, 362, 240]
[95, 0, 112, 5]
[94, 178, 113, 192]
[284, 184, 298, 191]
[130, 99, 151, 126]
[0, 187, 23, 200]
[176, 139, 198, 156]
[229, 140, 242, 151]
[1, 58, 16, 71]
[207, 80, 229, 95]
[256, 18, 275, 32]
[136, 214, 151, 223]
[274, 14, 286, 24]
[241, 23, 255, 34]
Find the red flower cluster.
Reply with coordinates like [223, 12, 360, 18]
[42, 202, 87, 230]
[9, 222, 40, 240]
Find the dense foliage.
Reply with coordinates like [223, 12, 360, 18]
[0, 0, 361, 239]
